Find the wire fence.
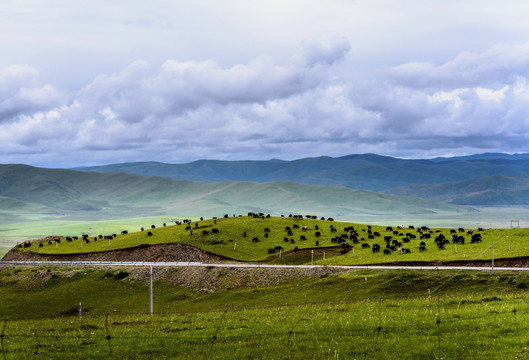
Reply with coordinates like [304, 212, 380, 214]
[1, 231, 527, 358]
[2, 284, 529, 359]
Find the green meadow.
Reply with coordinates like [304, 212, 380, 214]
[10, 215, 529, 265]
[1, 267, 529, 359]
[4, 215, 529, 358]
[0, 216, 190, 259]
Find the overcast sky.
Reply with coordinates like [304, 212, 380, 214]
[2, 0, 529, 167]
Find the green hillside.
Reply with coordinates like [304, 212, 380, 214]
[9, 215, 528, 265]
[1, 266, 528, 359]
[0, 164, 472, 225]
[76, 153, 529, 194]
[386, 174, 529, 205]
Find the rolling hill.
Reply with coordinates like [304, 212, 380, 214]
[386, 174, 529, 205]
[75, 153, 529, 195]
[0, 164, 472, 224]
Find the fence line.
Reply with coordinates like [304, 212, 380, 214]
[1, 318, 6, 360]
[0, 275, 525, 323]
[2, 289, 529, 359]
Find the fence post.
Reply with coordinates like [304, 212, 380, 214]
[378, 297, 382, 329]
[105, 313, 112, 356]
[492, 241, 494, 275]
[512, 291, 526, 357]
[436, 293, 441, 358]
[149, 266, 153, 316]
[1, 318, 7, 359]
[374, 297, 382, 351]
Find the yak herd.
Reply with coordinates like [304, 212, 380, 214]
[187, 212, 486, 258]
[18, 222, 170, 249]
[18, 212, 486, 260]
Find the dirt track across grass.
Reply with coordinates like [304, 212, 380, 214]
[1, 243, 230, 263]
[4, 242, 529, 268]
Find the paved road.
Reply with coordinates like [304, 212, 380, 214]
[1, 260, 528, 272]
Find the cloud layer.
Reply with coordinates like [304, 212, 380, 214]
[2, 38, 529, 166]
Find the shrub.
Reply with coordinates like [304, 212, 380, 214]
[115, 271, 129, 280]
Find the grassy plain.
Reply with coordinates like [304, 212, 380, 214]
[0, 267, 529, 359]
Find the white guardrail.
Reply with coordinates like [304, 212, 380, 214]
[1, 260, 529, 272]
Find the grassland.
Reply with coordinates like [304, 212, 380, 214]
[3, 204, 529, 260]
[9, 215, 529, 266]
[5, 215, 529, 358]
[0, 216, 190, 259]
[1, 266, 529, 359]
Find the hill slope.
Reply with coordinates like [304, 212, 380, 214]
[386, 174, 529, 205]
[75, 153, 529, 194]
[0, 164, 471, 223]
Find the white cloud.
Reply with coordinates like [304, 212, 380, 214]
[3, 38, 529, 166]
[0, 39, 354, 165]
[296, 37, 351, 67]
[387, 42, 529, 89]
[0, 65, 63, 122]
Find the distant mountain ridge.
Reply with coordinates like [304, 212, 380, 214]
[74, 153, 529, 205]
[385, 174, 529, 205]
[429, 152, 529, 162]
[0, 164, 471, 224]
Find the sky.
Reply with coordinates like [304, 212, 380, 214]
[2, 0, 529, 167]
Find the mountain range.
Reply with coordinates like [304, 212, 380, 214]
[1, 152, 528, 227]
[0, 164, 471, 224]
[76, 153, 529, 205]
